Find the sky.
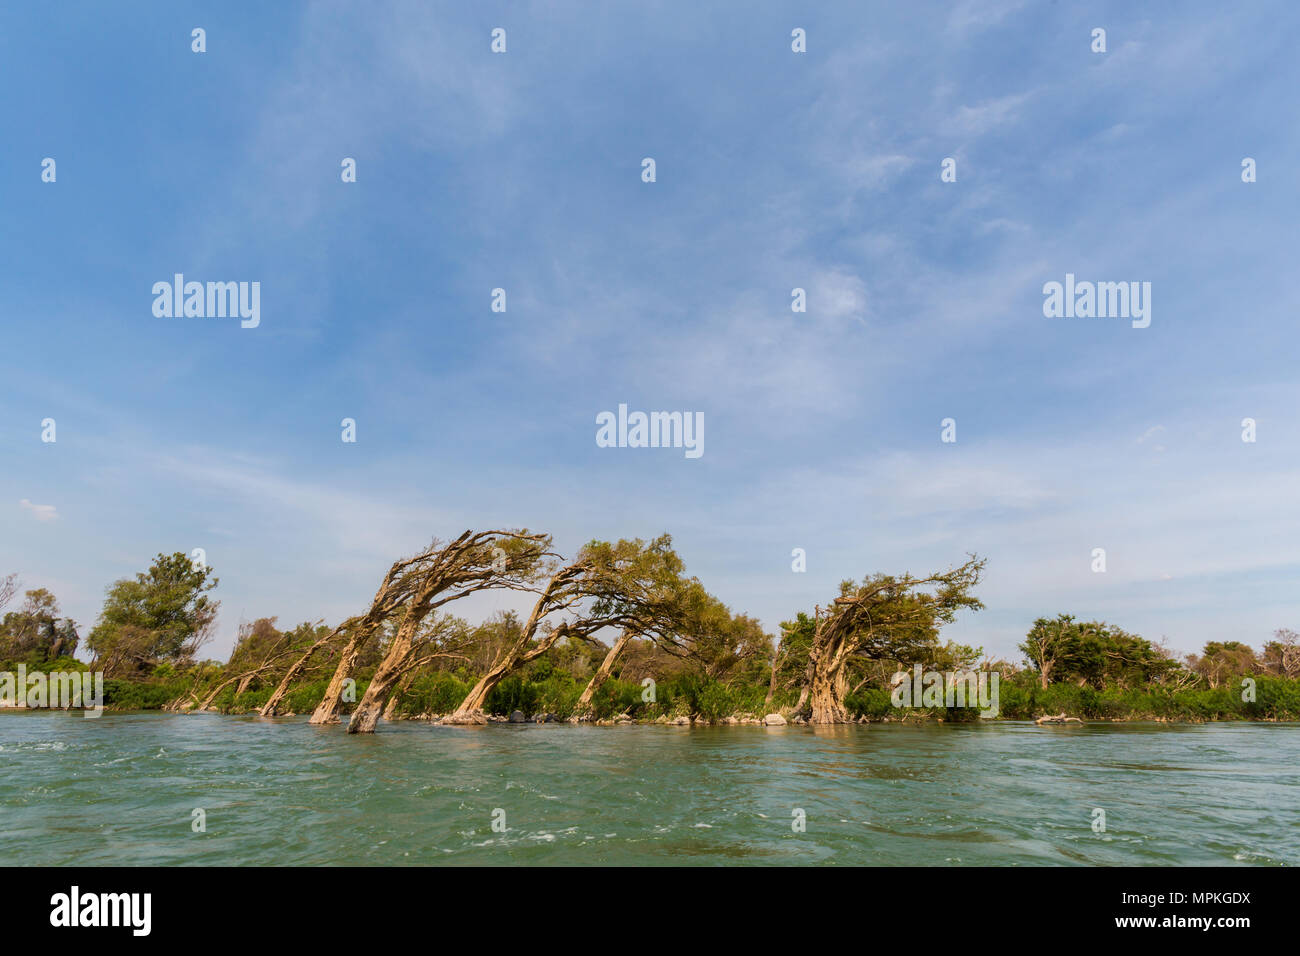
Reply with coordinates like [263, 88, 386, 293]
[1, 1, 1297, 663]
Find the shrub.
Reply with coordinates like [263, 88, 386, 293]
[485, 675, 540, 716]
[592, 678, 641, 719]
[845, 688, 892, 719]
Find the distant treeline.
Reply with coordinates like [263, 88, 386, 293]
[2, 545, 1297, 726]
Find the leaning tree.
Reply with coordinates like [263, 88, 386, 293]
[173, 617, 314, 712]
[259, 551, 429, 718]
[258, 530, 547, 722]
[447, 535, 691, 723]
[798, 555, 986, 724]
[568, 535, 702, 716]
[345, 530, 552, 733]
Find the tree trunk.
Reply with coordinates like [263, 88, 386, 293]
[805, 630, 850, 724]
[259, 627, 339, 717]
[808, 665, 850, 724]
[452, 659, 513, 718]
[258, 536, 463, 719]
[764, 647, 781, 708]
[576, 632, 631, 716]
[340, 529, 555, 733]
[166, 690, 201, 712]
[346, 647, 409, 733]
[383, 672, 415, 721]
[197, 676, 240, 711]
[449, 619, 571, 722]
[346, 600, 435, 734]
[311, 630, 366, 725]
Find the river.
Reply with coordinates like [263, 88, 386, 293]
[3, 713, 1295, 865]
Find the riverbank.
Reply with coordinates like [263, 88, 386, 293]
[9, 659, 1299, 724]
[69, 703, 1300, 726]
[115, 671, 1300, 724]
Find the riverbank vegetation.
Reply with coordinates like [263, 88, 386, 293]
[3, 537, 1298, 728]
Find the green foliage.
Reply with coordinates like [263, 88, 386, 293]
[74, 659, 1300, 723]
[0, 588, 80, 662]
[280, 679, 334, 715]
[694, 680, 737, 720]
[102, 678, 189, 710]
[604, 672, 772, 721]
[485, 675, 540, 716]
[231, 679, 362, 716]
[989, 674, 1300, 721]
[1019, 614, 1183, 690]
[643, 671, 704, 718]
[479, 672, 584, 718]
[591, 678, 642, 719]
[399, 672, 472, 715]
[774, 612, 814, 689]
[532, 675, 583, 717]
[87, 552, 220, 674]
[845, 688, 892, 719]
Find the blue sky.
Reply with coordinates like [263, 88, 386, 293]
[2, 1, 1297, 662]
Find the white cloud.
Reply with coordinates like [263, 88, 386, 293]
[950, 92, 1033, 136]
[20, 499, 59, 522]
[809, 269, 870, 323]
[1137, 425, 1167, 453]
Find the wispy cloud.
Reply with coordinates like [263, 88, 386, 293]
[20, 500, 59, 522]
[949, 92, 1034, 136]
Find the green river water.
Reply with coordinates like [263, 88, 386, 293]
[2, 712, 1296, 865]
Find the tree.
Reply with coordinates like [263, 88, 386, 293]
[841, 638, 985, 698]
[173, 618, 323, 712]
[260, 613, 388, 719]
[1261, 629, 1300, 679]
[800, 556, 985, 723]
[1189, 640, 1258, 688]
[1064, 623, 1179, 689]
[346, 529, 552, 733]
[572, 538, 732, 716]
[225, 617, 298, 694]
[578, 573, 773, 717]
[667, 583, 772, 682]
[452, 535, 690, 723]
[259, 531, 545, 721]
[1019, 616, 1181, 690]
[0, 587, 79, 662]
[85, 553, 219, 676]
[574, 631, 635, 716]
[1020, 614, 1076, 689]
[772, 613, 815, 710]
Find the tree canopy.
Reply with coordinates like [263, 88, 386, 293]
[86, 552, 219, 676]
